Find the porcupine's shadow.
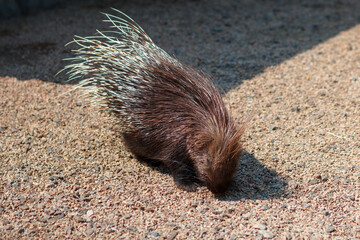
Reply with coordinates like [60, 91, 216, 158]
[132, 150, 287, 200]
[217, 151, 288, 201]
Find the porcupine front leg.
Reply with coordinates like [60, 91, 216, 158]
[167, 158, 200, 192]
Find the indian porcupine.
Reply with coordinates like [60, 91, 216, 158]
[64, 9, 244, 194]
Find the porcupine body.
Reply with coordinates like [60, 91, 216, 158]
[65, 9, 244, 194]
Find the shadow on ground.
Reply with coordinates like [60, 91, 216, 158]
[0, 0, 359, 90]
[218, 152, 288, 201]
[131, 150, 287, 200]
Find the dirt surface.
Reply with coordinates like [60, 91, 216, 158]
[1, 0, 359, 239]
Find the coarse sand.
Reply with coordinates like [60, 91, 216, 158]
[0, 0, 359, 239]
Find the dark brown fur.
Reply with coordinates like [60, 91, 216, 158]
[112, 60, 244, 194]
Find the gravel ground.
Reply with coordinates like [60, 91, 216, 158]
[1, 0, 359, 239]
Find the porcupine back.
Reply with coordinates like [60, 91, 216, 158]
[65, 9, 244, 194]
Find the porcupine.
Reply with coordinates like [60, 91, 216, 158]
[64, 9, 245, 194]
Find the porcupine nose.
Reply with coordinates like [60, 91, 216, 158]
[207, 181, 231, 195]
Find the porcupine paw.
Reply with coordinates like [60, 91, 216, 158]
[175, 179, 198, 192]
[173, 174, 199, 192]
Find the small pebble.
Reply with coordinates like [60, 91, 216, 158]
[54, 212, 65, 219]
[256, 234, 263, 240]
[87, 209, 94, 217]
[39, 218, 48, 223]
[253, 222, 267, 230]
[148, 231, 160, 237]
[123, 200, 134, 206]
[86, 228, 95, 235]
[79, 196, 92, 202]
[242, 212, 252, 220]
[321, 175, 329, 182]
[227, 207, 236, 213]
[269, 125, 278, 131]
[74, 215, 87, 223]
[19, 205, 29, 210]
[49, 174, 63, 181]
[261, 204, 270, 210]
[168, 230, 178, 240]
[258, 230, 275, 239]
[309, 179, 320, 185]
[325, 224, 335, 233]
[212, 210, 222, 215]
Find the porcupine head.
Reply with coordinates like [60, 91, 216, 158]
[185, 105, 244, 194]
[63, 8, 245, 194]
